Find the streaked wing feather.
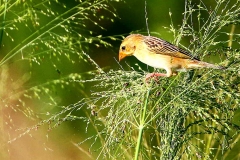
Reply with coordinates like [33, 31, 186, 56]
[144, 36, 199, 60]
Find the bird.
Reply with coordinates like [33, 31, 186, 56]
[119, 34, 225, 79]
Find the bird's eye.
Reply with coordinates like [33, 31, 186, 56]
[121, 46, 126, 51]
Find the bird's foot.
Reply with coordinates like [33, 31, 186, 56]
[145, 72, 177, 82]
[145, 72, 167, 82]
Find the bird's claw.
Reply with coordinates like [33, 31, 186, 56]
[145, 72, 167, 82]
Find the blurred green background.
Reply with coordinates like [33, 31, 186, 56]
[0, 0, 239, 159]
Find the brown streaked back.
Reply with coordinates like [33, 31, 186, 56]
[144, 35, 200, 61]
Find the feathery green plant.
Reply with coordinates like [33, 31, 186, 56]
[0, 0, 122, 159]
[78, 0, 240, 159]
[1, 0, 240, 159]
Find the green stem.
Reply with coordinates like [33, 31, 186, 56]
[0, 0, 7, 47]
[228, 24, 235, 48]
[134, 89, 150, 160]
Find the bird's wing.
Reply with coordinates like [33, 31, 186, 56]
[144, 36, 200, 61]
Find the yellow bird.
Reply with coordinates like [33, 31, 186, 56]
[119, 34, 224, 78]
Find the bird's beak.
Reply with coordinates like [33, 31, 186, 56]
[119, 51, 128, 61]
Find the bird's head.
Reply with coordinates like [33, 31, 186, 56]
[119, 34, 143, 61]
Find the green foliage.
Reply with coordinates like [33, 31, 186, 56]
[0, 0, 123, 159]
[80, 0, 240, 159]
[1, 0, 240, 160]
[0, 0, 122, 112]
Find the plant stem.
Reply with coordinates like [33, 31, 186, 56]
[228, 24, 235, 48]
[134, 89, 150, 160]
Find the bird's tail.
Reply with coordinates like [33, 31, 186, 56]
[188, 60, 226, 70]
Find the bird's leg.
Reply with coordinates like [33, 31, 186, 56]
[145, 72, 167, 80]
[146, 69, 172, 80]
[145, 70, 177, 81]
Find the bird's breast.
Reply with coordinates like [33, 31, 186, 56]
[133, 52, 171, 70]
